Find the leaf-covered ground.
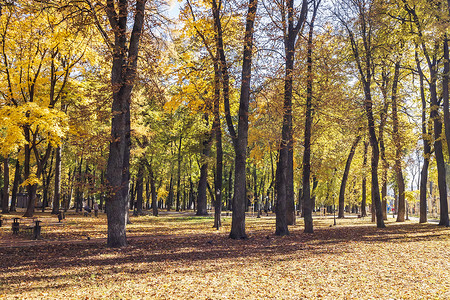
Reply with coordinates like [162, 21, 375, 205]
[0, 211, 449, 299]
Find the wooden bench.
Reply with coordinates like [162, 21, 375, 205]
[11, 218, 42, 239]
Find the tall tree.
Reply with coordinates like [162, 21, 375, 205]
[274, 0, 309, 235]
[104, 0, 147, 247]
[338, 134, 361, 218]
[339, 0, 385, 228]
[403, 1, 449, 226]
[229, 0, 258, 239]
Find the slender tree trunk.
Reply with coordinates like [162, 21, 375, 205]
[430, 74, 449, 226]
[365, 86, 385, 228]
[415, 50, 430, 223]
[302, 10, 317, 234]
[338, 135, 361, 218]
[362, 141, 369, 218]
[167, 175, 174, 211]
[176, 136, 182, 212]
[378, 66, 390, 221]
[149, 165, 158, 216]
[136, 159, 144, 215]
[392, 62, 405, 222]
[197, 138, 210, 216]
[213, 60, 223, 229]
[286, 146, 295, 225]
[51, 146, 62, 214]
[229, 0, 258, 239]
[2, 157, 9, 213]
[10, 159, 20, 212]
[42, 150, 54, 212]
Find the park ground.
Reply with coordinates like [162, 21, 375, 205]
[0, 210, 449, 299]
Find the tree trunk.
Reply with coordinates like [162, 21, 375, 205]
[362, 141, 368, 218]
[42, 150, 54, 212]
[149, 165, 158, 216]
[365, 85, 385, 228]
[338, 135, 361, 218]
[135, 159, 144, 215]
[2, 157, 9, 213]
[213, 60, 223, 229]
[229, 0, 258, 239]
[415, 49, 430, 223]
[286, 147, 295, 225]
[167, 175, 174, 211]
[10, 159, 20, 212]
[51, 146, 61, 214]
[197, 142, 209, 216]
[430, 74, 449, 226]
[275, 0, 308, 236]
[392, 62, 405, 222]
[302, 9, 317, 234]
[176, 136, 182, 212]
[2, 157, 9, 214]
[378, 67, 390, 221]
[105, 0, 147, 247]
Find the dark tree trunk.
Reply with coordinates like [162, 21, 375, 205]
[51, 146, 61, 214]
[42, 150, 54, 212]
[145, 174, 150, 210]
[392, 62, 405, 222]
[361, 141, 369, 218]
[197, 142, 209, 216]
[129, 179, 135, 211]
[365, 84, 385, 228]
[302, 7, 319, 233]
[2, 157, 9, 213]
[378, 75, 389, 221]
[23, 140, 52, 217]
[149, 165, 158, 216]
[275, 0, 308, 236]
[431, 76, 449, 226]
[105, 0, 147, 247]
[176, 136, 182, 212]
[167, 175, 174, 211]
[338, 135, 361, 218]
[415, 49, 430, 223]
[10, 159, 20, 212]
[229, 0, 258, 240]
[135, 159, 144, 215]
[286, 147, 295, 225]
[213, 60, 223, 229]
[227, 167, 233, 211]
[99, 170, 105, 211]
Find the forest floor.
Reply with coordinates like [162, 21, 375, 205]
[0, 210, 449, 299]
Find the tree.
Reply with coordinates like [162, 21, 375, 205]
[338, 0, 385, 228]
[229, 0, 258, 239]
[338, 134, 361, 218]
[103, 0, 147, 247]
[272, 0, 309, 236]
